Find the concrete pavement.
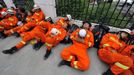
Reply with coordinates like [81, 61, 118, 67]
[0, 36, 108, 75]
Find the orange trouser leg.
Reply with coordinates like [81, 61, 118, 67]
[98, 48, 115, 64]
[45, 37, 55, 50]
[0, 22, 4, 32]
[31, 26, 46, 41]
[61, 45, 90, 71]
[110, 55, 133, 75]
[15, 32, 34, 49]
[4, 26, 22, 36]
[17, 22, 36, 34]
[121, 70, 133, 75]
[98, 48, 133, 75]
[16, 26, 45, 49]
[4, 22, 16, 30]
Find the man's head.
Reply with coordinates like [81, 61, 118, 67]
[65, 14, 72, 21]
[82, 21, 92, 30]
[78, 29, 87, 38]
[32, 4, 40, 12]
[10, 6, 15, 10]
[118, 29, 131, 41]
[45, 17, 53, 24]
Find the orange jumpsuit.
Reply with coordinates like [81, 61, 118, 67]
[14, 20, 66, 50]
[15, 21, 50, 49]
[120, 45, 134, 75]
[61, 29, 94, 71]
[4, 15, 33, 36]
[98, 33, 133, 75]
[17, 10, 45, 34]
[0, 15, 18, 32]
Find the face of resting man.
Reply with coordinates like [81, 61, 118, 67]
[117, 32, 129, 41]
[83, 23, 90, 30]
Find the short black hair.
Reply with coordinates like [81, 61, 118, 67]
[82, 21, 92, 27]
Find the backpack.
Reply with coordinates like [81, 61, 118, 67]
[92, 25, 110, 48]
[127, 35, 134, 45]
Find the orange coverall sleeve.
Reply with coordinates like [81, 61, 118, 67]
[84, 31, 94, 47]
[33, 11, 45, 22]
[26, 16, 33, 23]
[38, 21, 51, 29]
[121, 45, 134, 56]
[100, 33, 111, 45]
[56, 18, 65, 26]
[37, 11, 45, 21]
[70, 29, 79, 41]
[55, 29, 67, 41]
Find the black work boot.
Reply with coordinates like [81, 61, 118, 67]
[1, 33, 7, 39]
[2, 46, 18, 54]
[44, 49, 52, 60]
[58, 60, 71, 67]
[33, 41, 44, 50]
[0, 31, 5, 38]
[103, 69, 114, 75]
[13, 32, 20, 37]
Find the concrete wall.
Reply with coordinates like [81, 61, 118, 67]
[3, 0, 57, 18]
[34, 0, 57, 18]
[3, 0, 15, 8]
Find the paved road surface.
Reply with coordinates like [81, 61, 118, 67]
[0, 36, 108, 75]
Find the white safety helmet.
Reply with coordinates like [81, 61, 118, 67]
[7, 9, 14, 14]
[33, 4, 40, 10]
[45, 16, 50, 20]
[78, 29, 87, 38]
[17, 21, 23, 26]
[51, 28, 59, 35]
[66, 14, 72, 21]
[1, 11, 7, 17]
[121, 29, 131, 34]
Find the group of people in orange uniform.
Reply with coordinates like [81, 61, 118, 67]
[0, 4, 134, 75]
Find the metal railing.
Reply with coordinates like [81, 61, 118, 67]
[55, 0, 134, 28]
[13, 0, 34, 11]
[0, 0, 7, 7]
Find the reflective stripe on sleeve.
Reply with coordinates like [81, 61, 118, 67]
[103, 44, 110, 47]
[10, 29, 14, 33]
[21, 41, 26, 45]
[73, 61, 78, 69]
[115, 62, 129, 70]
[67, 56, 73, 61]
[45, 43, 52, 47]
